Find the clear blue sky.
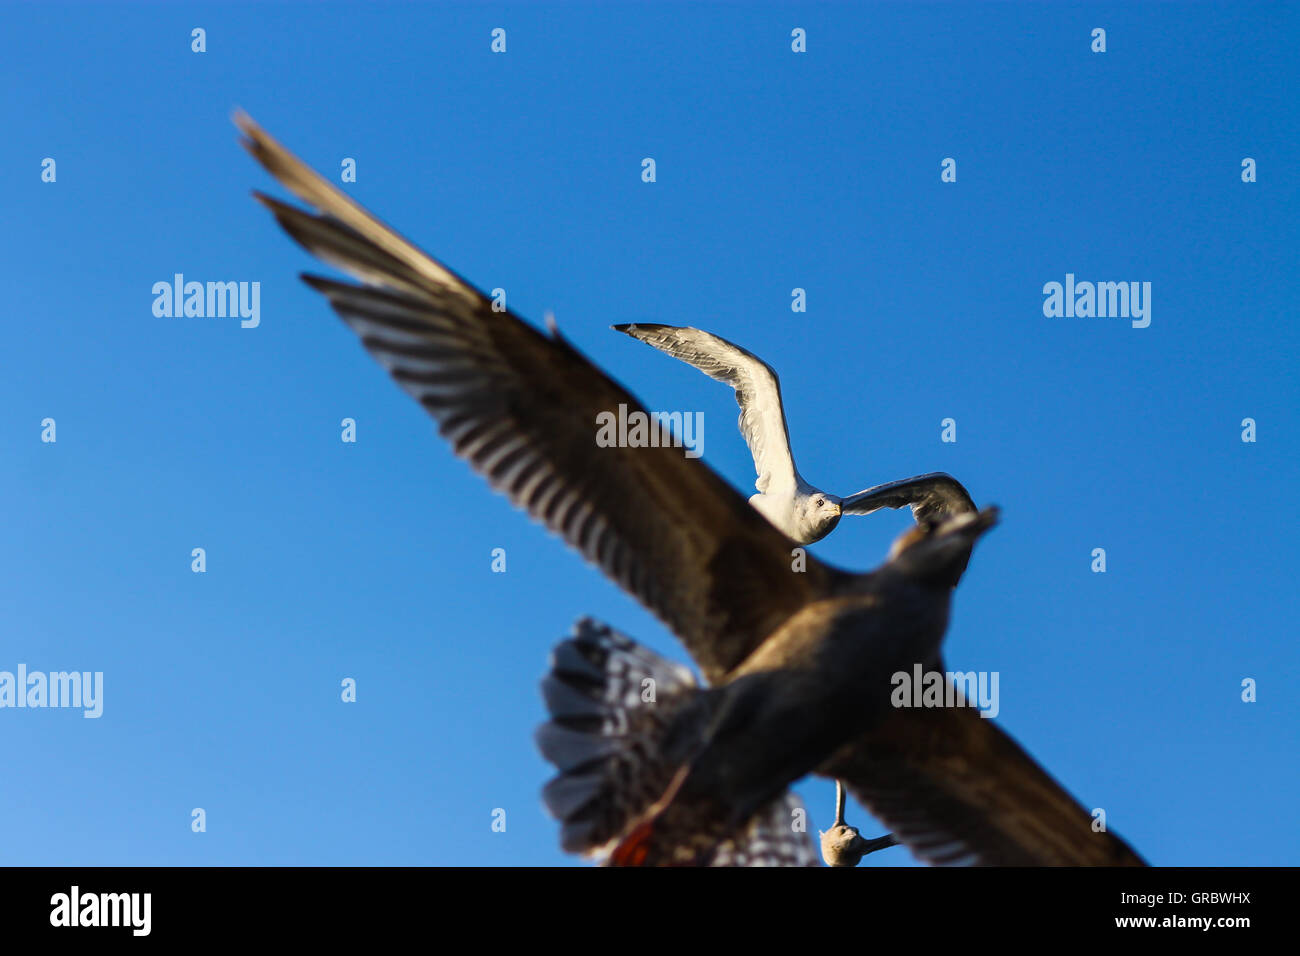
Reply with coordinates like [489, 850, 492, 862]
[2, 2, 1296, 866]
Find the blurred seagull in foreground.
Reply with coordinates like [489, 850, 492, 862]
[237, 112, 1146, 867]
[615, 324, 976, 545]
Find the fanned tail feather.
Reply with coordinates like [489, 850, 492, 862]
[536, 619, 819, 866]
[535, 619, 700, 858]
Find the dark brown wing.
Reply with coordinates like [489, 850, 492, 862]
[236, 112, 842, 682]
[822, 702, 1146, 866]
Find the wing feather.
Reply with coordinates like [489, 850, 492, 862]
[822, 700, 1146, 866]
[237, 113, 841, 681]
[614, 324, 799, 495]
[841, 473, 976, 523]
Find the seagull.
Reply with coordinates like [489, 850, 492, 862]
[617, 322, 975, 859]
[237, 113, 1146, 867]
[819, 781, 897, 866]
[536, 510, 995, 867]
[614, 323, 976, 545]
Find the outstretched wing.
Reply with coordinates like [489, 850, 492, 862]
[613, 324, 799, 496]
[822, 701, 1146, 866]
[237, 112, 841, 682]
[841, 472, 976, 524]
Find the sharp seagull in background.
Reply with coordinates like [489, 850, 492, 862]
[615, 324, 976, 545]
[237, 113, 1145, 867]
[819, 781, 897, 866]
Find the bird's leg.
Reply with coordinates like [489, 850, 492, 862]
[819, 780, 899, 866]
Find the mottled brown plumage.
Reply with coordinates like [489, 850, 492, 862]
[238, 113, 1146, 867]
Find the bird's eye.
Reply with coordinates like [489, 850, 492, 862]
[815, 498, 824, 507]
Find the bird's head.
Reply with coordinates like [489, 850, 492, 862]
[797, 493, 843, 543]
[886, 506, 1000, 587]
